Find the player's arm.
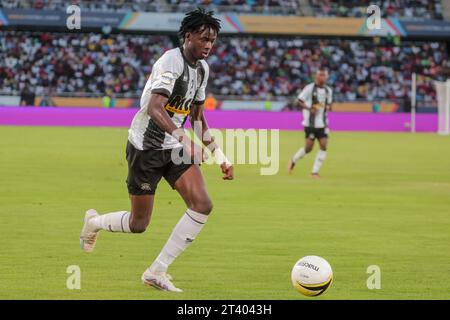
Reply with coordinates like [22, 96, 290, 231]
[190, 102, 233, 180]
[190, 102, 214, 148]
[147, 94, 177, 134]
[147, 94, 202, 162]
[190, 63, 233, 179]
[297, 99, 310, 110]
[326, 88, 333, 112]
[146, 54, 183, 138]
[297, 85, 315, 113]
[146, 54, 203, 161]
[298, 99, 317, 116]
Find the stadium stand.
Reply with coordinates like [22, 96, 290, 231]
[210, 37, 447, 106]
[0, 0, 445, 17]
[309, 0, 444, 20]
[0, 0, 300, 15]
[0, 31, 172, 97]
[0, 30, 447, 108]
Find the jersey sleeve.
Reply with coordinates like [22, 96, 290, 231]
[150, 52, 183, 98]
[297, 84, 313, 107]
[194, 62, 209, 104]
[327, 87, 333, 105]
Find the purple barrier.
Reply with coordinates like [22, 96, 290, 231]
[0, 106, 438, 132]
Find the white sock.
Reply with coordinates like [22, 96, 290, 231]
[292, 147, 306, 163]
[149, 209, 208, 273]
[90, 211, 131, 233]
[312, 150, 327, 174]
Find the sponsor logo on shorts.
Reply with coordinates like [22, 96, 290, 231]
[141, 183, 152, 191]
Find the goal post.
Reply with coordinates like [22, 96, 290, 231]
[434, 79, 450, 136]
[410, 73, 450, 135]
[411, 72, 416, 133]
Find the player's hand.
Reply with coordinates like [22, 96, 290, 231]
[220, 163, 234, 180]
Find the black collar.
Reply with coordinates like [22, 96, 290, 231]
[179, 47, 198, 68]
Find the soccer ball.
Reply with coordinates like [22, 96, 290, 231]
[291, 255, 333, 297]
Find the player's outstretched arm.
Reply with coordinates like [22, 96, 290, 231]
[190, 103, 234, 180]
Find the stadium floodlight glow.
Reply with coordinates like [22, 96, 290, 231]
[434, 79, 450, 136]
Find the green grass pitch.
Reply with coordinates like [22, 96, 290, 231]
[0, 126, 449, 300]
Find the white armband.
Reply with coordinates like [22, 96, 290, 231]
[213, 148, 232, 167]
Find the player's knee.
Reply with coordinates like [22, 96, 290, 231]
[129, 217, 150, 233]
[130, 223, 148, 234]
[191, 198, 213, 215]
[305, 146, 313, 153]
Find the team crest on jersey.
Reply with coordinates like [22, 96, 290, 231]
[165, 95, 193, 115]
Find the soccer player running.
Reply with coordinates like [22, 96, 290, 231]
[80, 9, 233, 292]
[288, 68, 333, 178]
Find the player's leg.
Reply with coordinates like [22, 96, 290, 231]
[288, 133, 315, 174]
[80, 142, 161, 252]
[311, 133, 328, 177]
[129, 195, 155, 232]
[144, 164, 211, 290]
[80, 195, 154, 252]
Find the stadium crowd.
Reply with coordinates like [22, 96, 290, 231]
[0, 31, 172, 97]
[0, 0, 445, 17]
[0, 0, 299, 14]
[0, 0, 444, 17]
[209, 36, 447, 105]
[1, 31, 447, 106]
[310, 0, 444, 20]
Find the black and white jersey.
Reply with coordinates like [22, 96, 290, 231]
[128, 47, 209, 150]
[298, 83, 333, 129]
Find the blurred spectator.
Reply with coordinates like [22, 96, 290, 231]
[310, 0, 443, 20]
[102, 94, 111, 108]
[264, 95, 273, 111]
[204, 93, 218, 110]
[39, 89, 55, 107]
[372, 103, 380, 113]
[20, 86, 35, 106]
[103, 93, 117, 108]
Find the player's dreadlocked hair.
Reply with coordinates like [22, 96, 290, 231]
[179, 8, 221, 41]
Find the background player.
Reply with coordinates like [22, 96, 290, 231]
[288, 68, 333, 178]
[80, 8, 233, 292]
